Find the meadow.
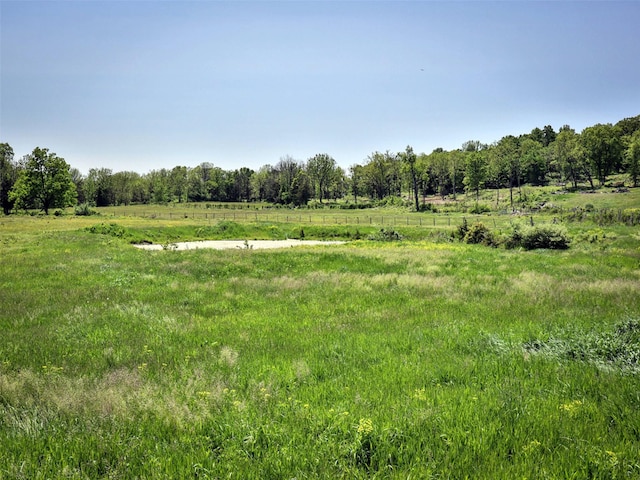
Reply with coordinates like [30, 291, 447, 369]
[1, 188, 639, 478]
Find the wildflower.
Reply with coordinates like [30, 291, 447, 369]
[523, 439, 541, 454]
[559, 400, 583, 416]
[357, 418, 374, 436]
[606, 450, 619, 467]
[413, 388, 427, 401]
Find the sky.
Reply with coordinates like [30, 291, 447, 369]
[1, 1, 639, 175]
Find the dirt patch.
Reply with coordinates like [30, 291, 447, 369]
[133, 239, 346, 251]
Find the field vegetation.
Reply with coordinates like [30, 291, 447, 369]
[1, 185, 639, 478]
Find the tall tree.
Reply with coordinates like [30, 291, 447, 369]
[0, 143, 18, 214]
[307, 153, 337, 203]
[349, 164, 364, 204]
[581, 123, 624, 186]
[554, 127, 584, 189]
[519, 137, 547, 185]
[9, 147, 76, 214]
[85, 168, 115, 206]
[170, 166, 188, 203]
[624, 131, 640, 187]
[399, 146, 419, 211]
[495, 136, 521, 210]
[463, 149, 487, 202]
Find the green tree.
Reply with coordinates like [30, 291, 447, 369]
[581, 123, 623, 186]
[362, 151, 401, 200]
[85, 168, 115, 206]
[463, 149, 487, 202]
[494, 136, 521, 210]
[399, 145, 419, 211]
[307, 153, 337, 203]
[553, 127, 584, 189]
[170, 166, 188, 202]
[519, 137, 547, 185]
[0, 143, 18, 214]
[349, 164, 364, 204]
[112, 171, 140, 206]
[9, 147, 76, 214]
[624, 131, 640, 187]
[290, 170, 312, 206]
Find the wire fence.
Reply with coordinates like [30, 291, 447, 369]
[102, 204, 640, 227]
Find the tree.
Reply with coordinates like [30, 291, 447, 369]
[170, 166, 188, 202]
[9, 147, 76, 214]
[581, 123, 623, 186]
[495, 135, 520, 210]
[307, 153, 337, 203]
[349, 164, 364, 204]
[554, 127, 584, 189]
[112, 171, 140, 206]
[361, 151, 401, 200]
[0, 143, 18, 214]
[624, 131, 640, 187]
[463, 150, 487, 202]
[290, 170, 312, 206]
[399, 146, 419, 211]
[85, 168, 115, 206]
[519, 137, 547, 185]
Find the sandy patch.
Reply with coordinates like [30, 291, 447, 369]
[133, 239, 346, 251]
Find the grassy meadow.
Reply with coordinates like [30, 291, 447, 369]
[1, 189, 640, 478]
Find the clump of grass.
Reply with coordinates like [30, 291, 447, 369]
[523, 318, 640, 372]
[367, 228, 403, 241]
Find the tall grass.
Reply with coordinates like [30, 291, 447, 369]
[1, 216, 639, 478]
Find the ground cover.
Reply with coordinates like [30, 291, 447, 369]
[1, 200, 639, 478]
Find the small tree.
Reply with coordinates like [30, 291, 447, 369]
[10, 147, 77, 214]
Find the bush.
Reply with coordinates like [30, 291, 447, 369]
[507, 224, 570, 250]
[85, 223, 128, 238]
[368, 228, 403, 241]
[469, 203, 491, 214]
[463, 222, 497, 246]
[75, 203, 96, 216]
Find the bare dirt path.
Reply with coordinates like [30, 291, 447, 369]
[133, 239, 346, 251]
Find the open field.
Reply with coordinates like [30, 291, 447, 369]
[1, 193, 640, 478]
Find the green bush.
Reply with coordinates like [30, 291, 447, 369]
[85, 223, 128, 238]
[469, 203, 491, 214]
[368, 228, 403, 241]
[463, 222, 496, 246]
[75, 203, 96, 216]
[507, 224, 570, 250]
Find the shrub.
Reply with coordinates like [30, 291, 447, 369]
[75, 203, 96, 216]
[463, 222, 496, 246]
[85, 223, 128, 238]
[510, 224, 570, 250]
[368, 228, 403, 241]
[469, 203, 491, 214]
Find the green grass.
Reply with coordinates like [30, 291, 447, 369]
[1, 206, 640, 478]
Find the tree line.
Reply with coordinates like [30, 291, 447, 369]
[1, 115, 639, 214]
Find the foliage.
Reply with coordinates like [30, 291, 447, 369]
[469, 202, 491, 214]
[9, 147, 77, 214]
[85, 222, 129, 238]
[0, 143, 17, 214]
[74, 202, 97, 216]
[507, 223, 571, 250]
[462, 222, 497, 246]
[367, 228, 403, 241]
[525, 318, 640, 373]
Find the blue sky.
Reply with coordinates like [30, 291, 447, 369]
[1, 1, 639, 174]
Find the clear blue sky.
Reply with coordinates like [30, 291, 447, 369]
[1, 1, 639, 174]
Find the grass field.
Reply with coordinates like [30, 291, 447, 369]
[1, 190, 640, 478]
